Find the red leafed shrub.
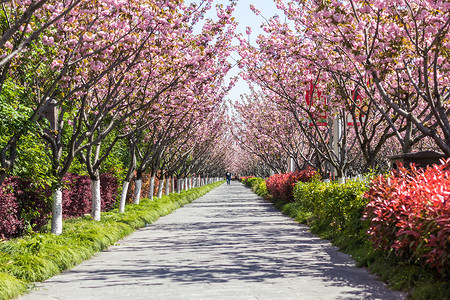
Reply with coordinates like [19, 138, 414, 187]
[0, 178, 22, 239]
[266, 168, 320, 202]
[0, 177, 52, 239]
[62, 174, 91, 218]
[100, 173, 119, 211]
[363, 160, 450, 275]
[13, 178, 52, 230]
[62, 173, 119, 218]
[0, 173, 118, 238]
[266, 173, 285, 200]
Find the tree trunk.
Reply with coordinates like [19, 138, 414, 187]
[51, 186, 63, 235]
[176, 177, 181, 193]
[157, 177, 164, 198]
[171, 177, 175, 193]
[119, 138, 136, 213]
[0, 139, 18, 187]
[119, 180, 129, 213]
[91, 178, 101, 221]
[165, 176, 170, 196]
[133, 176, 142, 204]
[148, 175, 155, 200]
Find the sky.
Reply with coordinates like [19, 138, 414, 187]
[187, 0, 282, 103]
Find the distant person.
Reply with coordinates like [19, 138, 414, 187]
[226, 171, 232, 185]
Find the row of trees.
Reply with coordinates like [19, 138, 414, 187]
[1, 0, 237, 234]
[233, 0, 449, 178]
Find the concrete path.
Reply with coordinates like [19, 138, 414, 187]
[20, 183, 405, 300]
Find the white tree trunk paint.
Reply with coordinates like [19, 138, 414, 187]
[185, 178, 189, 191]
[91, 179, 101, 221]
[338, 177, 346, 184]
[119, 181, 129, 213]
[176, 178, 181, 193]
[165, 177, 170, 196]
[157, 177, 164, 198]
[51, 187, 63, 235]
[149, 175, 155, 200]
[133, 179, 142, 204]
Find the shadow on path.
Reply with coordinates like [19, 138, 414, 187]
[21, 183, 406, 300]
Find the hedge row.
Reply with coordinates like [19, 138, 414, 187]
[293, 179, 369, 238]
[0, 174, 118, 240]
[364, 161, 450, 276]
[240, 176, 255, 185]
[62, 173, 118, 218]
[265, 168, 320, 202]
[243, 177, 267, 197]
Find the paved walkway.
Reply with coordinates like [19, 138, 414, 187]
[20, 183, 405, 300]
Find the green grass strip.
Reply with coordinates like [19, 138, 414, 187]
[0, 181, 224, 300]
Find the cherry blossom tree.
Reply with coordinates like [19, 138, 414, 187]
[237, 20, 358, 179]
[71, 1, 235, 219]
[233, 91, 323, 173]
[274, 0, 450, 155]
[236, 0, 449, 179]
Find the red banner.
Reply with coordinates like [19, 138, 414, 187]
[306, 81, 328, 127]
[347, 89, 366, 127]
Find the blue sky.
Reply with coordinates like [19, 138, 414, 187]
[187, 0, 282, 102]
